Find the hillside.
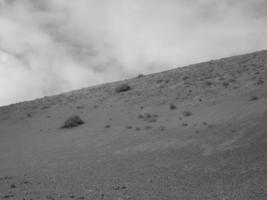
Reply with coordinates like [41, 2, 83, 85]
[0, 50, 267, 200]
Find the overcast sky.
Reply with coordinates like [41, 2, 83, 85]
[0, 0, 267, 106]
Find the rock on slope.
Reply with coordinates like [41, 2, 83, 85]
[0, 50, 267, 200]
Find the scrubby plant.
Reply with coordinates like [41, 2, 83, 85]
[137, 74, 145, 78]
[222, 82, 229, 87]
[61, 115, 84, 128]
[105, 125, 111, 128]
[148, 118, 157, 123]
[202, 122, 208, 126]
[115, 83, 131, 93]
[249, 96, 259, 101]
[145, 126, 152, 129]
[138, 114, 143, 119]
[159, 125, 165, 131]
[256, 79, 264, 85]
[169, 104, 177, 110]
[182, 76, 190, 81]
[156, 79, 163, 83]
[182, 122, 188, 127]
[182, 111, 192, 117]
[205, 81, 213, 86]
[135, 127, 141, 131]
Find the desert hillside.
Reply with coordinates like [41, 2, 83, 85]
[0, 50, 267, 200]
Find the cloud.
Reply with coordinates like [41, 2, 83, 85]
[0, 0, 267, 106]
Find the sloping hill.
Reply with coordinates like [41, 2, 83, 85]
[0, 50, 267, 200]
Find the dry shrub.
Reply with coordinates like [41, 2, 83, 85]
[115, 84, 131, 93]
[61, 115, 84, 128]
[169, 104, 177, 110]
[182, 111, 192, 117]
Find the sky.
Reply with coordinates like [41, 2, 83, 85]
[0, 0, 267, 106]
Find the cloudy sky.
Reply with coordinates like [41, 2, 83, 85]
[0, 0, 267, 106]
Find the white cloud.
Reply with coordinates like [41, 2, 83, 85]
[0, 0, 267, 106]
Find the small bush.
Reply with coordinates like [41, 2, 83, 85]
[156, 79, 163, 83]
[256, 80, 264, 85]
[115, 84, 131, 93]
[61, 115, 84, 128]
[182, 122, 188, 127]
[182, 76, 190, 81]
[249, 96, 258, 101]
[159, 125, 165, 131]
[135, 127, 141, 131]
[182, 111, 192, 117]
[126, 126, 132, 129]
[205, 81, 213, 86]
[138, 114, 143, 119]
[148, 118, 157, 123]
[169, 104, 177, 110]
[105, 125, 111, 128]
[222, 82, 229, 87]
[137, 74, 145, 78]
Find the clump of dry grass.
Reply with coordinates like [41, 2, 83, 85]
[182, 122, 188, 127]
[137, 74, 145, 78]
[115, 83, 131, 93]
[249, 96, 259, 101]
[61, 115, 84, 128]
[105, 125, 111, 128]
[169, 104, 177, 110]
[256, 79, 264, 85]
[205, 81, 213, 86]
[135, 127, 141, 131]
[126, 125, 132, 129]
[182, 111, 192, 117]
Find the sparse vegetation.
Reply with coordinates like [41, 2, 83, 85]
[105, 125, 111, 128]
[138, 114, 143, 119]
[93, 105, 98, 109]
[115, 83, 131, 93]
[205, 81, 213, 86]
[256, 79, 264, 85]
[159, 125, 165, 131]
[182, 111, 192, 117]
[2, 194, 14, 199]
[135, 127, 141, 131]
[148, 118, 157, 123]
[145, 126, 152, 129]
[182, 76, 190, 81]
[169, 104, 177, 110]
[249, 96, 259, 101]
[222, 82, 229, 87]
[137, 74, 145, 78]
[61, 115, 84, 128]
[182, 122, 188, 127]
[126, 126, 132, 129]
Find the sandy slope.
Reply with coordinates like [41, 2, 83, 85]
[0, 50, 267, 200]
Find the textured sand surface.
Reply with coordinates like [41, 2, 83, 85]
[0, 50, 267, 199]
